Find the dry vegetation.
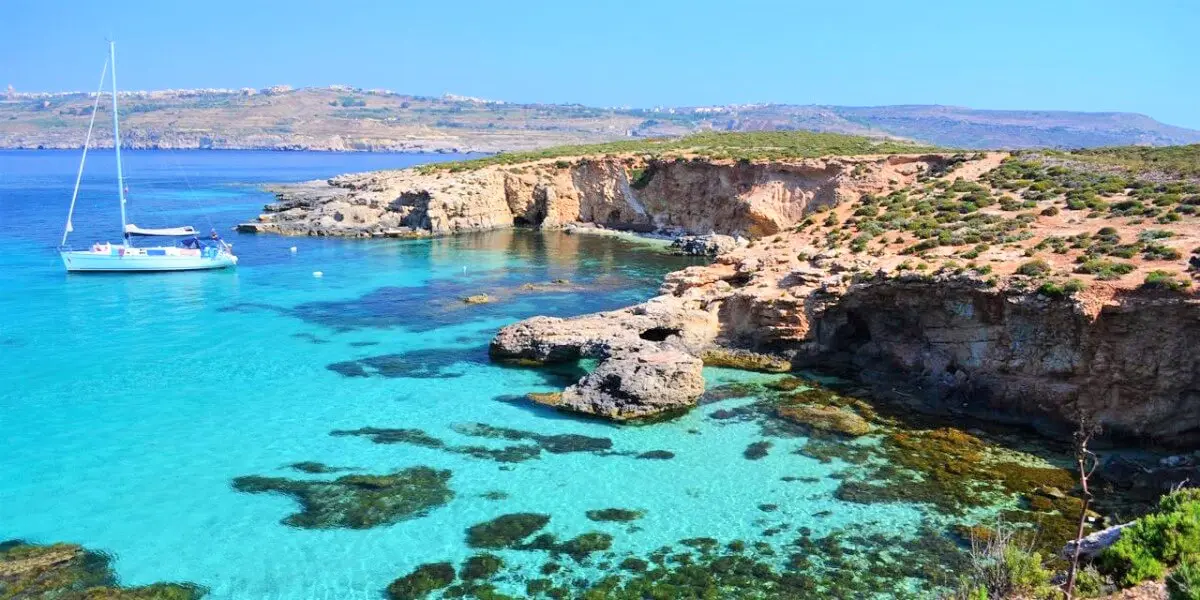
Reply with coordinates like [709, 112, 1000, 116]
[773, 145, 1200, 295]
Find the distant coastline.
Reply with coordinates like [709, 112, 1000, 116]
[4, 86, 1200, 154]
[0, 144, 479, 154]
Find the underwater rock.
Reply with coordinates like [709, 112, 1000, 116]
[326, 347, 487, 379]
[287, 461, 349, 474]
[385, 562, 455, 600]
[744, 441, 773, 460]
[619, 557, 649, 572]
[462, 294, 492, 305]
[325, 361, 369, 378]
[331, 427, 444, 448]
[460, 553, 505, 580]
[635, 450, 675, 460]
[700, 348, 791, 373]
[331, 426, 543, 463]
[231, 467, 453, 529]
[525, 391, 562, 407]
[451, 422, 613, 454]
[585, 508, 645, 522]
[557, 350, 705, 421]
[0, 540, 205, 599]
[466, 513, 552, 549]
[699, 382, 764, 404]
[555, 532, 613, 562]
[776, 403, 872, 436]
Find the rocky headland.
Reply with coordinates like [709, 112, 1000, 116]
[245, 133, 1200, 445]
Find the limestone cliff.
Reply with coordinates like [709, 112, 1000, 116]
[240, 154, 948, 238]
[242, 144, 1200, 443]
[489, 151, 1200, 444]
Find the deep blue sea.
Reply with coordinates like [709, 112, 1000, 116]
[0, 150, 941, 598]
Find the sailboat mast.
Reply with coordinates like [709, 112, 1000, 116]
[61, 57, 109, 247]
[109, 41, 129, 246]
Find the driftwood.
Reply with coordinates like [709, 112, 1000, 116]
[1061, 522, 1134, 560]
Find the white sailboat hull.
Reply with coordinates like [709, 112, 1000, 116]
[60, 249, 237, 272]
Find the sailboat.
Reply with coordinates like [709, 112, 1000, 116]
[59, 42, 237, 272]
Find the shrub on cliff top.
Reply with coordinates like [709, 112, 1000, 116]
[949, 522, 1056, 599]
[1099, 488, 1200, 588]
[1143, 270, 1192, 292]
[1016, 259, 1051, 277]
[415, 130, 952, 173]
[1075, 259, 1136, 280]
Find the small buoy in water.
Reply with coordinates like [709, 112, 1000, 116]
[313, 271, 323, 278]
[289, 246, 297, 253]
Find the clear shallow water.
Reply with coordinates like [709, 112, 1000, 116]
[0, 150, 941, 598]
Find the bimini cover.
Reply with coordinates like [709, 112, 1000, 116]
[125, 224, 198, 237]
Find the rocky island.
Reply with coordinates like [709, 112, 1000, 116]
[244, 132, 1199, 445]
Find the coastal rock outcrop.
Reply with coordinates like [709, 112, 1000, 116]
[490, 296, 720, 419]
[557, 350, 705, 420]
[244, 140, 1200, 442]
[487, 150, 1200, 443]
[669, 234, 743, 256]
[242, 154, 945, 238]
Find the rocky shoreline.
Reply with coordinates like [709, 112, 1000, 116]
[243, 147, 1199, 445]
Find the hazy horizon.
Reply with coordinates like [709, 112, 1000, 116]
[4, 0, 1197, 128]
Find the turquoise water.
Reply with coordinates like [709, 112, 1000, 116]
[0, 150, 940, 598]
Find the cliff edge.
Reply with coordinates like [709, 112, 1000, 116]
[245, 132, 1200, 443]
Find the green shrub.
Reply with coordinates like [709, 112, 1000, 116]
[1076, 259, 1135, 280]
[1075, 565, 1107, 598]
[950, 522, 1055, 599]
[1143, 270, 1192, 292]
[1144, 243, 1183, 261]
[1170, 558, 1200, 600]
[1100, 489, 1200, 588]
[1037, 282, 1065, 298]
[1016, 259, 1051, 277]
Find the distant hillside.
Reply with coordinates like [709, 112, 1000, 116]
[1, 86, 1196, 152]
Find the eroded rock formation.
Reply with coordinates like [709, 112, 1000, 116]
[244, 147, 1199, 440]
[240, 154, 945, 238]
[489, 152, 1200, 440]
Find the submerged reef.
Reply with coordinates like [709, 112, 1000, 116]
[330, 427, 541, 463]
[743, 440, 772, 460]
[326, 347, 488, 379]
[387, 519, 970, 598]
[0, 540, 205, 599]
[465, 513, 552, 549]
[231, 467, 453, 529]
[331, 422, 618, 464]
[385, 562, 456, 600]
[585, 509, 645, 522]
[776, 403, 872, 437]
[450, 422, 613, 454]
[700, 349, 791, 373]
[286, 461, 350, 474]
[463, 514, 615, 563]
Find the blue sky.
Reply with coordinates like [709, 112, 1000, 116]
[3, 0, 1197, 128]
